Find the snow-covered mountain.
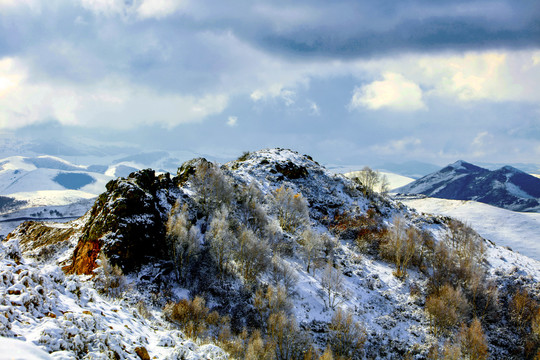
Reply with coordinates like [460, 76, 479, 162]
[396, 160, 540, 212]
[2, 149, 539, 359]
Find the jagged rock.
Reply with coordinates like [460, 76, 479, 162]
[64, 170, 179, 275]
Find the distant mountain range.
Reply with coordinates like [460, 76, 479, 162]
[396, 160, 540, 212]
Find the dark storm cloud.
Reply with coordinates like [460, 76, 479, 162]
[1, 0, 538, 87]
[189, 0, 540, 58]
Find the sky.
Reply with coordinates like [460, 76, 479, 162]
[0, 0, 539, 168]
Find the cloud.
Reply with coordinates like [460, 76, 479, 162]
[137, 0, 189, 19]
[0, 57, 228, 129]
[369, 137, 424, 158]
[356, 50, 540, 104]
[80, 0, 128, 16]
[350, 72, 425, 111]
[226, 116, 238, 127]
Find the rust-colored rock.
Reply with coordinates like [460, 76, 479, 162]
[134, 346, 150, 360]
[63, 238, 101, 275]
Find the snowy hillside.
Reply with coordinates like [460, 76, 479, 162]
[0, 156, 116, 238]
[397, 160, 540, 212]
[2, 149, 540, 359]
[401, 196, 540, 262]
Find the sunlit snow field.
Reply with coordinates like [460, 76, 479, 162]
[402, 197, 540, 262]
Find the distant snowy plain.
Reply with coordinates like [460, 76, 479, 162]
[402, 197, 540, 262]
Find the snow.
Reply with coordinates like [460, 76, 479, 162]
[402, 197, 540, 262]
[0, 337, 52, 360]
[0, 239, 229, 360]
[505, 181, 534, 199]
[9, 190, 96, 207]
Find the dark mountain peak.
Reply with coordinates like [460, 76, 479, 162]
[445, 160, 485, 173]
[398, 160, 540, 212]
[497, 165, 521, 174]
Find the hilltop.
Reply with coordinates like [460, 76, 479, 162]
[1, 149, 539, 359]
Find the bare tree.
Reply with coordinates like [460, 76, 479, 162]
[236, 227, 270, 284]
[321, 263, 345, 310]
[352, 166, 390, 195]
[381, 216, 417, 278]
[208, 206, 236, 276]
[166, 203, 200, 281]
[327, 308, 366, 359]
[190, 160, 233, 216]
[269, 255, 298, 295]
[301, 227, 323, 273]
[272, 185, 309, 233]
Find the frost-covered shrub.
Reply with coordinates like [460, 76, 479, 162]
[166, 203, 201, 282]
[235, 227, 270, 284]
[444, 219, 485, 265]
[190, 160, 233, 216]
[272, 186, 309, 233]
[237, 182, 269, 236]
[320, 263, 345, 310]
[267, 311, 313, 360]
[300, 227, 323, 273]
[327, 308, 366, 360]
[253, 285, 292, 325]
[207, 206, 236, 276]
[93, 254, 126, 298]
[268, 256, 298, 295]
[164, 296, 210, 339]
[380, 216, 417, 278]
[458, 318, 488, 360]
[425, 284, 469, 336]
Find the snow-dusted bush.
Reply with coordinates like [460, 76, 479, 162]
[235, 227, 270, 284]
[166, 203, 201, 282]
[327, 308, 366, 359]
[300, 227, 323, 273]
[425, 284, 469, 336]
[267, 311, 313, 360]
[320, 263, 345, 310]
[190, 160, 233, 216]
[380, 216, 417, 278]
[272, 185, 309, 233]
[207, 206, 236, 276]
[253, 285, 292, 325]
[268, 255, 297, 295]
[93, 254, 126, 298]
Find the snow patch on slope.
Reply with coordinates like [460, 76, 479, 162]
[402, 197, 540, 262]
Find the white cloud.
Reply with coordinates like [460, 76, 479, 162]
[470, 131, 495, 158]
[0, 0, 41, 12]
[308, 101, 320, 116]
[358, 50, 540, 104]
[350, 72, 425, 111]
[80, 0, 129, 16]
[371, 137, 422, 155]
[227, 116, 238, 127]
[137, 0, 188, 19]
[0, 57, 228, 129]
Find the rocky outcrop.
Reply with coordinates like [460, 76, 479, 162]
[64, 169, 179, 275]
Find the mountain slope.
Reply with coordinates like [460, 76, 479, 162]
[397, 160, 540, 212]
[3, 149, 540, 359]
